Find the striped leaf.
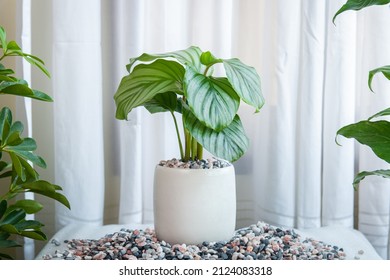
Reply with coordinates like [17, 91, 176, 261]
[223, 58, 264, 112]
[184, 66, 240, 131]
[114, 59, 185, 120]
[144, 92, 178, 114]
[183, 106, 249, 162]
[333, 0, 390, 23]
[127, 46, 203, 72]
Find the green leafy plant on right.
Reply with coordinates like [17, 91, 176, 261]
[0, 26, 70, 259]
[334, 0, 390, 187]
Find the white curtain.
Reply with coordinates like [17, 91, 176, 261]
[355, 6, 390, 259]
[1, 0, 389, 259]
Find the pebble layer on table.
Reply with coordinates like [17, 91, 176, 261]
[42, 221, 346, 260]
[158, 158, 231, 169]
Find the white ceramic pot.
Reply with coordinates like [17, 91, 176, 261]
[153, 164, 236, 245]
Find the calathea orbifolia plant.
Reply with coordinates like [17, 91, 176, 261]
[334, 0, 390, 187]
[0, 26, 70, 259]
[114, 46, 264, 162]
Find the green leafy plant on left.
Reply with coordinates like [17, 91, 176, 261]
[334, 0, 390, 188]
[0, 26, 70, 259]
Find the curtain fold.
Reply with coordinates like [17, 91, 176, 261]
[356, 5, 390, 259]
[2, 0, 389, 259]
[52, 0, 105, 228]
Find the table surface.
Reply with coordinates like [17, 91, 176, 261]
[35, 223, 382, 260]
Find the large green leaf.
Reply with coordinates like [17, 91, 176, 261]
[0, 33, 50, 77]
[4, 137, 46, 169]
[0, 225, 46, 240]
[20, 230, 46, 240]
[0, 240, 21, 249]
[0, 75, 15, 82]
[114, 59, 185, 120]
[223, 58, 264, 112]
[3, 120, 23, 147]
[0, 81, 52, 101]
[368, 65, 390, 92]
[10, 153, 25, 181]
[0, 64, 14, 75]
[127, 46, 203, 73]
[0, 81, 33, 96]
[144, 92, 178, 114]
[14, 220, 44, 231]
[23, 55, 51, 78]
[8, 199, 43, 214]
[20, 180, 71, 209]
[0, 224, 19, 234]
[183, 106, 249, 162]
[333, 0, 390, 23]
[184, 66, 240, 131]
[0, 209, 26, 226]
[0, 107, 12, 140]
[353, 169, 390, 187]
[337, 120, 390, 163]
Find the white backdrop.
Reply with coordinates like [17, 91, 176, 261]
[1, 0, 389, 259]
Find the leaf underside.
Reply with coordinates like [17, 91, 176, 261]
[333, 0, 390, 23]
[127, 46, 203, 73]
[337, 120, 390, 163]
[114, 60, 184, 120]
[353, 169, 390, 187]
[368, 65, 390, 92]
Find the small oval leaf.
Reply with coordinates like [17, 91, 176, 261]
[9, 199, 43, 214]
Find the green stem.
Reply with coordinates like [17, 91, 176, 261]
[0, 186, 22, 201]
[197, 143, 203, 160]
[191, 137, 198, 159]
[170, 112, 184, 160]
[184, 128, 191, 161]
[203, 60, 222, 76]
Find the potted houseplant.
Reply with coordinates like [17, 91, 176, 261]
[334, 0, 390, 187]
[0, 26, 70, 259]
[114, 46, 264, 245]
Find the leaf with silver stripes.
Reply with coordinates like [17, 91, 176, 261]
[127, 46, 203, 73]
[183, 105, 249, 162]
[223, 58, 264, 112]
